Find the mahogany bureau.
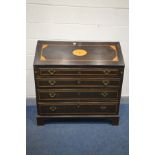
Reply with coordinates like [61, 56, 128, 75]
[33, 41, 125, 125]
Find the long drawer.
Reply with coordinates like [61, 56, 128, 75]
[38, 103, 118, 115]
[35, 78, 121, 88]
[37, 89, 119, 101]
[34, 68, 123, 78]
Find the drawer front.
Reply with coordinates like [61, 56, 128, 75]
[35, 68, 122, 78]
[37, 89, 119, 101]
[38, 103, 118, 115]
[36, 78, 121, 88]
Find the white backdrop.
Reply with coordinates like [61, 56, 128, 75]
[26, 0, 129, 97]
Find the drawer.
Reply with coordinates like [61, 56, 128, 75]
[35, 68, 122, 78]
[36, 78, 121, 88]
[38, 103, 118, 115]
[37, 89, 119, 101]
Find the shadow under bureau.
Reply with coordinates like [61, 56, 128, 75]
[33, 41, 125, 125]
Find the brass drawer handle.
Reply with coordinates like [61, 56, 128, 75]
[100, 106, 107, 110]
[48, 80, 56, 86]
[49, 106, 57, 112]
[102, 80, 109, 86]
[103, 70, 110, 75]
[49, 92, 56, 98]
[101, 92, 108, 97]
[48, 69, 55, 75]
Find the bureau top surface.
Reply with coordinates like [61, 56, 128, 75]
[34, 41, 125, 67]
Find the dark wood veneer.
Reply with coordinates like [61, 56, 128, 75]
[34, 41, 125, 125]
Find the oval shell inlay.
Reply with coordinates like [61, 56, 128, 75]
[72, 49, 88, 56]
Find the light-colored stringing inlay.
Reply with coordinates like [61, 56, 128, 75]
[39, 43, 119, 62]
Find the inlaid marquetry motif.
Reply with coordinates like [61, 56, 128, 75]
[39, 43, 119, 62]
[40, 44, 48, 61]
[110, 45, 119, 62]
[72, 49, 88, 56]
[34, 41, 125, 125]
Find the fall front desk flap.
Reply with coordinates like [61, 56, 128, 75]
[34, 41, 125, 66]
